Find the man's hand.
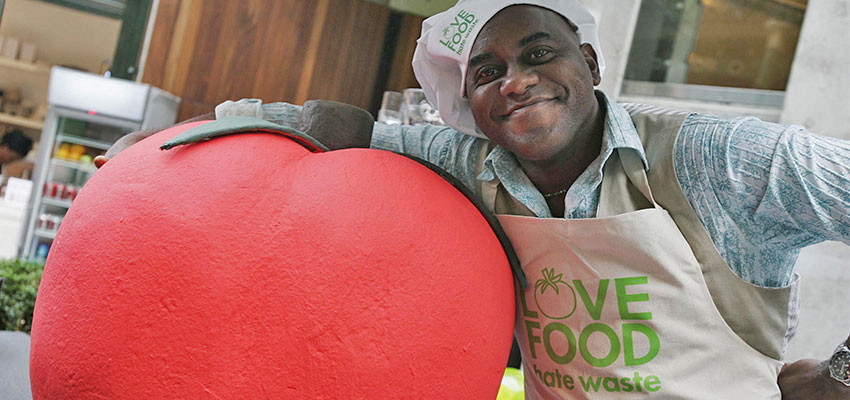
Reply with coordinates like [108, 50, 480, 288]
[778, 359, 849, 399]
[299, 100, 373, 150]
[93, 130, 156, 168]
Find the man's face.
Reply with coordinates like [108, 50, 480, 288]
[464, 6, 601, 162]
[0, 145, 23, 165]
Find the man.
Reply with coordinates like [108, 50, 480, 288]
[97, 0, 849, 398]
[0, 130, 33, 171]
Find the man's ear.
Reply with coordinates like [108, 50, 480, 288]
[581, 44, 602, 86]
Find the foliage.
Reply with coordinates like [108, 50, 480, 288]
[0, 258, 44, 333]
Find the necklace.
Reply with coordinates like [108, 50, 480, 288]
[542, 188, 569, 198]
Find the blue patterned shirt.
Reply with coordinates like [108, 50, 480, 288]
[235, 93, 850, 288]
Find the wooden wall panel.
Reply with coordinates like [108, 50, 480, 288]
[302, 0, 387, 106]
[140, 0, 179, 89]
[141, 0, 408, 122]
[257, 0, 324, 102]
[386, 13, 424, 92]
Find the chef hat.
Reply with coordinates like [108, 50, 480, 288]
[412, 0, 605, 138]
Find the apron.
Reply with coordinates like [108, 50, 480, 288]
[485, 148, 784, 399]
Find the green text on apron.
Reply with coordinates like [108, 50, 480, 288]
[493, 149, 782, 399]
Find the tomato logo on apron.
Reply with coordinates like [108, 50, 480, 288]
[534, 268, 577, 320]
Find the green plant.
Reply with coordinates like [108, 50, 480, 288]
[0, 258, 44, 332]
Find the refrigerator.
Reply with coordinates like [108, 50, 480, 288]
[20, 66, 180, 260]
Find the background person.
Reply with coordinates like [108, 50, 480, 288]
[0, 130, 33, 171]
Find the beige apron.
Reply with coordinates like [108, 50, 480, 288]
[485, 148, 784, 399]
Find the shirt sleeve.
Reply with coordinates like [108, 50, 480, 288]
[259, 102, 305, 129]
[239, 100, 485, 192]
[675, 114, 850, 287]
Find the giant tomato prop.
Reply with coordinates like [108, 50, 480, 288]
[30, 120, 517, 399]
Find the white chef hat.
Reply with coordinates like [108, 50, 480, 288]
[412, 0, 605, 138]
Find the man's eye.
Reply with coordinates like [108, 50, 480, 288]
[530, 49, 551, 59]
[476, 67, 499, 83]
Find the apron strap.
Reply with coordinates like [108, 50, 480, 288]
[619, 148, 659, 208]
[473, 142, 499, 214]
[599, 149, 658, 217]
[480, 179, 499, 214]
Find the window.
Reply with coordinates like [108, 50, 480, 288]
[36, 0, 150, 80]
[623, 0, 807, 106]
[39, 0, 125, 19]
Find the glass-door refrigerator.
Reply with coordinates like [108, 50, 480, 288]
[20, 66, 180, 260]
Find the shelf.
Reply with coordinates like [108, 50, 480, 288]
[0, 56, 51, 74]
[42, 197, 73, 209]
[0, 112, 44, 130]
[50, 157, 95, 171]
[34, 229, 57, 240]
[57, 133, 113, 151]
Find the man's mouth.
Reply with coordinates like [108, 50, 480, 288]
[501, 98, 557, 119]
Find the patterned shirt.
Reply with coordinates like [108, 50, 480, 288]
[224, 92, 850, 288]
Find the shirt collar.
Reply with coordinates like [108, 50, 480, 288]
[601, 92, 647, 168]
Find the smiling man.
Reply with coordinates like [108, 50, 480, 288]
[97, 0, 850, 398]
[406, 2, 849, 398]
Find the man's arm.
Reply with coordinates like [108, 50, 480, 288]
[94, 100, 374, 169]
[677, 115, 850, 398]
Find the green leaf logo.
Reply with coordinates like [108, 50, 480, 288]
[533, 268, 577, 320]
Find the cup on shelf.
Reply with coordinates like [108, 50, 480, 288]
[50, 215, 63, 232]
[66, 186, 78, 201]
[43, 182, 57, 198]
[60, 185, 72, 200]
[37, 213, 49, 230]
[38, 213, 63, 232]
[401, 88, 427, 125]
[401, 88, 444, 126]
[43, 182, 77, 202]
[55, 183, 66, 199]
[377, 91, 403, 125]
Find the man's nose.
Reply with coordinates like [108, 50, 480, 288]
[500, 67, 539, 97]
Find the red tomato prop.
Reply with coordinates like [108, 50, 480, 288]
[29, 121, 516, 399]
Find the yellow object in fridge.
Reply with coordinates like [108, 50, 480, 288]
[69, 145, 86, 161]
[55, 144, 71, 160]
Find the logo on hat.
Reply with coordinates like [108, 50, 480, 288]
[439, 10, 479, 56]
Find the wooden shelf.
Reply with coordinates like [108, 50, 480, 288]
[0, 112, 44, 130]
[0, 58, 50, 131]
[0, 56, 51, 74]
